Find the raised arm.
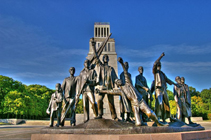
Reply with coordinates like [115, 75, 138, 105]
[118, 57, 131, 84]
[153, 52, 165, 74]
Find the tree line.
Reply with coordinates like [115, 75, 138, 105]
[0, 75, 83, 119]
[163, 87, 211, 120]
[0, 75, 210, 120]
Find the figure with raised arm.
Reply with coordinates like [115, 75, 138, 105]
[119, 62, 132, 122]
[46, 83, 63, 127]
[96, 57, 167, 126]
[90, 38, 118, 120]
[152, 52, 177, 123]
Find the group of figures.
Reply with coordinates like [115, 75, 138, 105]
[46, 39, 194, 127]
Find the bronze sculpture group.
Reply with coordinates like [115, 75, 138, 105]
[46, 35, 194, 127]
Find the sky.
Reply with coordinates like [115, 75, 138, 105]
[0, 0, 211, 92]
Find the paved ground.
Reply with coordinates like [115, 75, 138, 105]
[0, 125, 43, 140]
[0, 121, 211, 140]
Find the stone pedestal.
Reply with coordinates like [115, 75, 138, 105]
[31, 119, 209, 140]
[31, 130, 211, 140]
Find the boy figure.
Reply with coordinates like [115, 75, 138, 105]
[46, 83, 63, 127]
[96, 57, 166, 126]
[181, 77, 193, 124]
[174, 76, 188, 122]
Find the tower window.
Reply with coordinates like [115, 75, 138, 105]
[107, 28, 109, 35]
[104, 46, 107, 51]
[108, 43, 110, 51]
[101, 28, 103, 37]
[104, 28, 106, 37]
[98, 28, 100, 37]
[95, 27, 97, 37]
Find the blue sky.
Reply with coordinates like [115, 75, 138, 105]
[0, 1, 211, 92]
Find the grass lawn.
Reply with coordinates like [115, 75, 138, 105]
[0, 122, 11, 125]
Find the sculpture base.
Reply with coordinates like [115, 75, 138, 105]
[31, 119, 209, 140]
[32, 130, 211, 140]
[40, 118, 204, 134]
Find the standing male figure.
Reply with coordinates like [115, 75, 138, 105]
[181, 77, 193, 124]
[46, 83, 63, 127]
[60, 67, 77, 126]
[135, 66, 152, 122]
[94, 54, 118, 120]
[119, 62, 132, 122]
[174, 76, 188, 122]
[152, 52, 177, 122]
[135, 66, 152, 105]
[75, 59, 98, 123]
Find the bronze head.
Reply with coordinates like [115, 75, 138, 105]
[103, 54, 109, 63]
[115, 79, 122, 87]
[175, 76, 181, 84]
[69, 67, 75, 75]
[138, 66, 143, 74]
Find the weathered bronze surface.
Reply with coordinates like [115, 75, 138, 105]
[91, 38, 118, 120]
[181, 77, 193, 124]
[174, 76, 193, 124]
[152, 53, 177, 122]
[75, 60, 98, 123]
[46, 83, 63, 127]
[60, 67, 77, 126]
[119, 62, 132, 122]
[135, 66, 153, 122]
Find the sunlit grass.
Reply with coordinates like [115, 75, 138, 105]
[0, 122, 11, 125]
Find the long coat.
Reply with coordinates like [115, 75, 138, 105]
[152, 63, 174, 120]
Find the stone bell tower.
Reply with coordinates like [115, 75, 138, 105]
[87, 22, 120, 119]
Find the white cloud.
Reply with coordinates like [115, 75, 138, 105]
[129, 61, 211, 74]
[14, 72, 66, 78]
[117, 44, 211, 58]
[0, 15, 87, 68]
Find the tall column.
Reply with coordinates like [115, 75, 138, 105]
[105, 27, 107, 37]
[98, 27, 100, 37]
[102, 27, 104, 37]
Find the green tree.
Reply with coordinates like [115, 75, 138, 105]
[191, 96, 208, 119]
[75, 99, 83, 114]
[189, 86, 200, 97]
[3, 90, 26, 118]
[0, 75, 54, 119]
[169, 100, 177, 118]
[200, 88, 211, 104]
[167, 90, 174, 100]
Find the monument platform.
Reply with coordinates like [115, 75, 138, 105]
[31, 119, 210, 140]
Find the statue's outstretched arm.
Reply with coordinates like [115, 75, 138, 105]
[118, 57, 131, 84]
[152, 52, 165, 74]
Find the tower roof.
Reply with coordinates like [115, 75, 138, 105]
[94, 22, 110, 25]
